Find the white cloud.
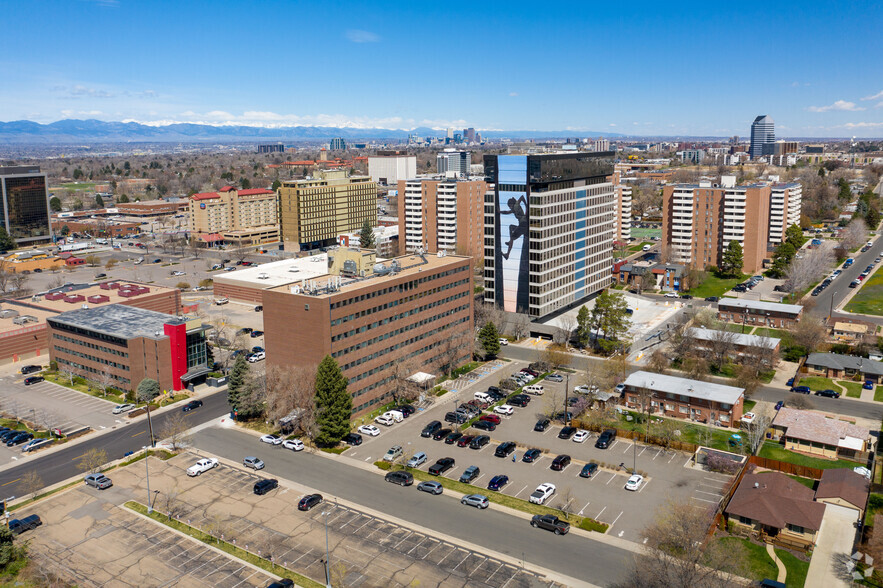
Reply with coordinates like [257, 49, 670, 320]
[124, 110, 424, 130]
[807, 100, 865, 112]
[609, 123, 617, 127]
[346, 30, 380, 43]
[861, 90, 883, 101]
[844, 122, 883, 129]
[509, 92, 518, 97]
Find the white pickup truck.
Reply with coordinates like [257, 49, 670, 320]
[186, 458, 219, 477]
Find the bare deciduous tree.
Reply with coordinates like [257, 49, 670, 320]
[263, 364, 317, 425]
[77, 448, 108, 473]
[704, 328, 737, 370]
[789, 314, 828, 354]
[743, 407, 773, 454]
[787, 393, 815, 410]
[19, 470, 43, 500]
[158, 411, 193, 451]
[785, 242, 835, 293]
[648, 349, 670, 374]
[511, 313, 530, 340]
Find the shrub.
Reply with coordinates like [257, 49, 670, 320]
[176, 282, 191, 290]
[374, 460, 392, 471]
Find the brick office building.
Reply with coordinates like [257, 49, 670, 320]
[264, 248, 473, 415]
[47, 304, 212, 392]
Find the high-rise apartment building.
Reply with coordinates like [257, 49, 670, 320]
[329, 137, 347, 151]
[264, 248, 473, 416]
[616, 184, 633, 242]
[593, 138, 610, 152]
[662, 177, 773, 273]
[750, 115, 775, 160]
[436, 150, 470, 177]
[769, 183, 803, 243]
[257, 143, 285, 154]
[278, 170, 377, 251]
[0, 166, 52, 246]
[189, 186, 279, 245]
[396, 177, 486, 257]
[367, 153, 417, 185]
[483, 152, 616, 318]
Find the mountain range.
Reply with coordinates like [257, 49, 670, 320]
[0, 119, 624, 144]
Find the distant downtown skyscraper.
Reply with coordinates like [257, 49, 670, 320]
[750, 115, 775, 160]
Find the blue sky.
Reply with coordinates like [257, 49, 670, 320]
[2, 0, 882, 137]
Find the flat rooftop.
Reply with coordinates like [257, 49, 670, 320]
[24, 282, 177, 313]
[270, 252, 471, 299]
[718, 298, 803, 315]
[213, 254, 330, 289]
[47, 304, 183, 340]
[624, 370, 745, 405]
[0, 303, 58, 335]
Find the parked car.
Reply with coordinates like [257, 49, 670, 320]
[445, 411, 468, 424]
[385, 471, 414, 486]
[7, 432, 32, 446]
[383, 445, 403, 462]
[421, 421, 442, 438]
[247, 351, 266, 363]
[508, 395, 529, 407]
[494, 441, 517, 458]
[254, 478, 279, 495]
[8, 514, 41, 535]
[407, 452, 428, 468]
[433, 428, 452, 441]
[572, 430, 589, 443]
[815, 389, 840, 398]
[625, 474, 645, 491]
[243, 456, 265, 470]
[358, 424, 380, 436]
[775, 401, 785, 411]
[558, 426, 576, 440]
[487, 475, 509, 491]
[545, 374, 563, 382]
[529, 483, 556, 504]
[297, 494, 323, 511]
[84, 473, 113, 489]
[396, 404, 415, 417]
[704, 296, 719, 302]
[550, 455, 571, 471]
[445, 431, 464, 445]
[460, 494, 490, 509]
[498, 338, 508, 346]
[791, 385, 811, 394]
[472, 420, 496, 432]
[23, 376, 44, 385]
[530, 514, 569, 535]
[282, 439, 304, 451]
[480, 413, 501, 425]
[534, 418, 551, 432]
[260, 434, 283, 445]
[459, 465, 480, 483]
[469, 435, 490, 449]
[522, 448, 542, 463]
[186, 458, 219, 476]
[182, 400, 203, 412]
[494, 404, 514, 416]
[20, 365, 41, 375]
[417, 481, 444, 495]
[250, 330, 264, 338]
[595, 429, 616, 449]
[457, 435, 476, 447]
[375, 414, 395, 426]
[342, 433, 363, 445]
[864, 380, 876, 390]
[428, 458, 455, 475]
[579, 462, 599, 478]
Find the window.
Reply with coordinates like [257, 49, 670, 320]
[787, 523, 804, 535]
[679, 406, 689, 414]
[738, 516, 752, 526]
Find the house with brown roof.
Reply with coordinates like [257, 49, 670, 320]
[815, 468, 870, 515]
[770, 407, 871, 460]
[725, 471, 826, 547]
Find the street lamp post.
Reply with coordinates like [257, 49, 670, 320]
[321, 510, 331, 588]
[144, 446, 153, 514]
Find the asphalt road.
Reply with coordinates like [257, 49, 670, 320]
[191, 426, 635, 587]
[0, 389, 229, 499]
[812, 234, 883, 325]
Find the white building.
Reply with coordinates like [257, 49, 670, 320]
[617, 184, 632, 242]
[338, 225, 399, 258]
[769, 182, 802, 243]
[436, 150, 470, 177]
[368, 155, 417, 186]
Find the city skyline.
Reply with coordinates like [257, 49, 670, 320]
[1, 1, 882, 137]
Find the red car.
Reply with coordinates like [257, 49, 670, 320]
[457, 435, 476, 447]
[479, 414, 501, 425]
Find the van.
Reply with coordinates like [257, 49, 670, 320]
[383, 410, 404, 423]
[474, 391, 491, 403]
[642, 244, 651, 251]
[95, 238, 107, 245]
[524, 385, 545, 395]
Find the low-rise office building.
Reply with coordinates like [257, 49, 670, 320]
[116, 200, 186, 217]
[47, 304, 212, 392]
[717, 299, 803, 329]
[623, 371, 745, 425]
[0, 249, 65, 273]
[264, 248, 473, 416]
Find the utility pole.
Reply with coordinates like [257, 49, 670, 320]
[565, 373, 570, 426]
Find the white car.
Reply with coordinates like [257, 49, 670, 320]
[615, 383, 626, 394]
[112, 403, 136, 414]
[260, 434, 283, 445]
[854, 466, 872, 480]
[664, 292, 678, 298]
[572, 430, 589, 443]
[282, 439, 305, 451]
[247, 351, 266, 363]
[498, 338, 508, 346]
[172, 271, 186, 276]
[375, 414, 395, 426]
[494, 404, 514, 416]
[625, 474, 644, 491]
[529, 483, 556, 505]
[740, 412, 756, 424]
[186, 458, 219, 477]
[358, 424, 380, 437]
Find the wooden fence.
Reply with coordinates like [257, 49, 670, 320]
[748, 455, 825, 480]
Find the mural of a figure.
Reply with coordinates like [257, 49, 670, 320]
[501, 195, 527, 261]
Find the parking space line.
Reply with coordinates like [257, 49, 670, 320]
[421, 541, 441, 560]
[513, 484, 528, 498]
[406, 536, 427, 556]
[668, 453, 678, 463]
[608, 511, 624, 529]
[605, 473, 616, 485]
[692, 496, 718, 504]
[621, 442, 631, 454]
[577, 501, 591, 515]
[595, 506, 607, 519]
[695, 490, 722, 497]
[637, 479, 649, 493]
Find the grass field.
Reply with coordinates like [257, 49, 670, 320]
[630, 227, 660, 240]
[875, 386, 883, 402]
[840, 381, 864, 398]
[795, 375, 838, 392]
[844, 266, 883, 315]
[753, 327, 789, 340]
[759, 441, 862, 469]
[54, 182, 96, 190]
[777, 548, 810, 587]
[686, 273, 747, 299]
[627, 241, 654, 252]
[716, 537, 778, 582]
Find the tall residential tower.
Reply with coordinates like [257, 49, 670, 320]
[750, 115, 775, 160]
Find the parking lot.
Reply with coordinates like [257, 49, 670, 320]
[346, 373, 732, 542]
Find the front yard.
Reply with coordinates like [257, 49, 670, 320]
[845, 267, 883, 316]
[715, 536, 809, 586]
[686, 272, 747, 300]
[758, 441, 863, 470]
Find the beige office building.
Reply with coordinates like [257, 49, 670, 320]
[278, 170, 377, 251]
[189, 186, 279, 245]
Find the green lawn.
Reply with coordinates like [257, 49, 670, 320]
[743, 399, 757, 412]
[844, 266, 883, 316]
[795, 376, 837, 392]
[686, 273, 747, 299]
[753, 327, 789, 340]
[55, 182, 97, 190]
[627, 241, 654, 252]
[787, 474, 817, 489]
[725, 322, 751, 333]
[716, 537, 778, 582]
[875, 386, 883, 402]
[630, 227, 660, 240]
[777, 548, 810, 587]
[611, 411, 735, 451]
[840, 381, 864, 398]
[759, 441, 862, 469]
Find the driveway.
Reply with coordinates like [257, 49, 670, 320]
[805, 504, 860, 588]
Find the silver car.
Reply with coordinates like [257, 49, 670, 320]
[243, 456, 265, 470]
[84, 473, 113, 489]
[460, 494, 490, 509]
[417, 481, 444, 495]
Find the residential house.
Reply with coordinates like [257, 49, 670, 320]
[686, 327, 780, 358]
[717, 299, 803, 329]
[725, 471, 826, 548]
[803, 352, 883, 384]
[769, 407, 870, 460]
[622, 371, 744, 425]
[815, 468, 870, 516]
[832, 322, 869, 343]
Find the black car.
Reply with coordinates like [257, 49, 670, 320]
[595, 429, 616, 449]
[297, 493, 323, 511]
[251, 330, 264, 338]
[580, 462, 599, 478]
[704, 296, 719, 302]
[445, 411, 468, 424]
[445, 431, 464, 444]
[494, 441, 516, 458]
[487, 390, 506, 402]
[428, 458, 455, 475]
[95, 273, 107, 279]
[815, 389, 841, 398]
[791, 385, 811, 394]
[342, 433, 363, 446]
[253, 478, 279, 495]
[469, 435, 490, 449]
[487, 386, 501, 395]
[522, 448, 542, 463]
[530, 514, 570, 535]
[459, 465, 480, 483]
[550, 454, 571, 471]
[534, 418, 551, 432]
[421, 421, 442, 438]
[397, 405, 415, 417]
[8, 514, 41, 535]
[487, 475, 509, 491]
[254, 305, 263, 312]
[182, 400, 203, 412]
[679, 294, 692, 299]
[267, 580, 295, 588]
[472, 420, 496, 432]
[20, 365, 41, 375]
[7, 432, 32, 446]
[385, 471, 414, 486]
[24, 376, 44, 386]
[508, 394, 530, 407]
[0, 430, 19, 442]
[558, 426, 577, 440]
[433, 428, 453, 441]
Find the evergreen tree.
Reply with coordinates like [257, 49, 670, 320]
[589, 291, 630, 355]
[576, 304, 592, 346]
[117, 194, 130, 203]
[359, 219, 376, 249]
[769, 241, 796, 278]
[60, 225, 70, 237]
[95, 194, 104, 208]
[314, 355, 352, 446]
[49, 196, 62, 212]
[0, 227, 16, 251]
[227, 354, 249, 417]
[719, 240, 744, 278]
[867, 206, 881, 230]
[271, 179, 282, 191]
[136, 378, 160, 403]
[785, 224, 804, 250]
[838, 177, 851, 200]
[478, 322, 500, 358]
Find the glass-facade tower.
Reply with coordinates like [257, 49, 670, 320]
[749, 115, 775, 160]
[0, 166, 52, 246]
